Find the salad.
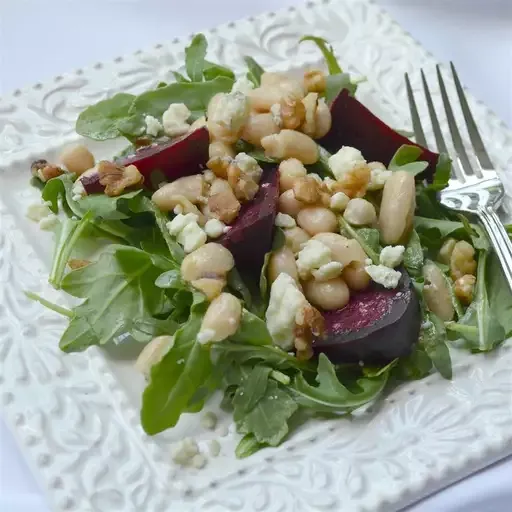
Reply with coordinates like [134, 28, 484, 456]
[27, 34, 512, 462]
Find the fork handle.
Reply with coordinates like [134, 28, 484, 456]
[477, 206, 512, 289]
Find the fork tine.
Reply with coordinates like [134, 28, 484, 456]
[405, 73, 427, 146]
[450, 62, 494, 170]
[436, 64, 479, 177]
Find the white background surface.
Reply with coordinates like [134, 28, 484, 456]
[0, 1, 511, 511]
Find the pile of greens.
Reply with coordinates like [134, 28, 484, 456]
[28, 34, 512, 457]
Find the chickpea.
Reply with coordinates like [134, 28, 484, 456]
[438, 238, 457, 265]
[342, 263, 372, 291]
[343, 198, 377, 226]
[379, 170, 416, 245]
[278, 158, 308, 192]
[248, 86, 285, 112]
[283, 226, 311, 253]
[135, 335, 175, 378]
[241, 112, 280, 147]
[199, 293, 242, 343]
[303, 277, 350, 311]
[181, 243, 235, 282]
[312, 98, 332, 139]
[59, 144, 95, 176]
[209, 140, 235, 160]
[268, 247, 299, 284]
[278, 189, 304, 218]
[304, 70, 326, 94]
[450, 241, 477, 280]
[312, 233, 367, 267]
[423, 262, 454, 321]
[297, 207, 338, 236]
[152, 175, 205, 212]
[261, 130, 319, 165]
[454, 274, 476, 305]
[190, 278, 226, 301]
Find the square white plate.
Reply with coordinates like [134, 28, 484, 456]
[1, 1, 512, 511]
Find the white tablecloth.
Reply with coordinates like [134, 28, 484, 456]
[0, 1, 511, 511]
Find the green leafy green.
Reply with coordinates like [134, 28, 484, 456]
[185, 34, 208, 82]
[394, 345, 433, 381]
[203, 61, 235, 81]
[235, 433, 267, 459]
[172, 72, 189, 83]
[339, 218, 380, 263]
[419, 312, 452, 379]
[230, 310, 273, 346]
[232, 365, 272, 413]
[403, 230, 424, 276]
[487, 252, 512, 336]
[388, 145, 428, 175]
[325, 73, 357, 103]
[76, 93, 136, 141]
[259, 228, 286, 299]
[428, 153, 452, 191]
[300, 36, 342, 74]
[243, 57, 264, 86]
[234, 139, 278, 164]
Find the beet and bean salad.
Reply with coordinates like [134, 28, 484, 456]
[27, 35, 512, 460]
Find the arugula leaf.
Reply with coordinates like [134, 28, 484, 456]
[76, 93, 136, 141]
[388, 145, 428, 175]
[290, 354, 389, 413]
[172, 72, 190, 83]
[244, 57, 265, 86]
[141, 295, 211, 434]
[185, 34, 208, 82]
[230, 310, 273, 346]
[260, 228, 286, 299]
[234, 139, 278, 164]
[300, 36, 342, 74]
[203, 61, 235, 81]
[403, 230, 424, 276]
[59, 245, 173, 352]
[419, 312, 452, 379]
[235, 433, 267, 459]
[155, 269, 184, 289]
[325, 73, 356, 103]
[130, 76, 233, 121]
[487, 252, 512, 336]
[339, 218, 380, 263]
[394, 345, 433, 380]
[232, 365, 272, 413]
[428, 153, 452, 191]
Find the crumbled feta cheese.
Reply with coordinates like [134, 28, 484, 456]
[26, 202, 52, 222]
[171, 437, 199, 466]
[365, 264, 402, 289]
[204, 218, 226, 239]
[173, 205, 184, 215]
[312, 261, 344, 281]
[266, 273, 308, 350]
[203, 170, 216, 183]
[71, 178, 86, 201]
[380, 245, 405, 268]
[208, 439, 221, 457]
[209, 92, 249, 132]
[328, 146, 367, 181]
[270, 103, 283, 127]
[39, 214, 59, 230]
[145, 115, 163, 137]
[330, 191, 350, 212]
[162, 103, 191, 137]
[178, 222, 207, 253]
[296, 240, 332, 279]
[201, 411, 218, 430]
[367, 167, 392, 191]
[197, 328, 215, 345]
[231, 76, 255, 95]
[275, 212, 296, 229]
[166, 213, 199, 236]
[233, 152, 262, 181]
[365, 258, 373, 266]
[191, 454, 207, 469]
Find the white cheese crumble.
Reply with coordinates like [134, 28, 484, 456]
[166, 213, 199, 236]
[26, 201, 52, 222]
[39, 214, 59, 231]
[203, 170, 216, 183]
[71, 178, 86, 201]
[171, 437, 199, 466]
[197, 328, 215, 345]
[379, 245, 405, 268]
[201, 412, 218, 431]
[233, 152, 262, 181]
[365, 264, 402, 289]
[367, 167, 392, 191]
[178, 222, 207, 253]
[365, 258, 373, 266]
[204, 218, 226, 239]
[328, 146, 367, 181]
[270, 103, 283, 127]
[144, 115, 163, 137]
[275, 212, 296, 229]
[329, 191, 350, 212]
[209, 91, 249, 132]
[312, 261, 344, 281]
[173, 205, 184, 215]
[162, 103, 191, 137]
[296, 239, 332, 279]
[231, 76, 255, 95]
[265, 273, 308, 351]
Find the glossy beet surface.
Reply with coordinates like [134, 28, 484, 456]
[219, 169, 279, 274]
[313, 270, 421, 364]
[117, 127, 209, 187]
[320, 90, 439, 179]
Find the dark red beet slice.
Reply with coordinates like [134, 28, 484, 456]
[319, 90, 439, 179]
[313, 270, 421, 364]
[218, 168, 279, 273]
[117, 127, 209, 187]
[79, 169, 104, 195]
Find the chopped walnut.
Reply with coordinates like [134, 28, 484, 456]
[279, 93, 306, 130]
[207, 179, 241, 224]
[304, 70, 327, 93]
[31, 159, 66, 182]
[97, 161, 144, 197]
[226, 153, 263, 202]
[206, 156, 231, 179]
[331, 164, 371, 198]
[454, 274, 476, 305]
[292, 176, 320, 204]
[133, 136, 153, 148]
[68, 259, 91, 270]
[294, 302, 325, 361]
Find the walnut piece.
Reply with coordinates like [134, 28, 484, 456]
[331, 164, 371, 198]
[97, 161, 144, 197]
[292, 176, 320, 204]
[31, 159, 66, 182]
[294, 302, 325, 361]
[207, 179, 241, 224]
[206, 156, 231, 179]
[68, 259, 91, 270]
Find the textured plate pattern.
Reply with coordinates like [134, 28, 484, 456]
[1, 1, 512, 511]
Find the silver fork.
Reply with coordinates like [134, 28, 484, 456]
[405, 63, 512, 291]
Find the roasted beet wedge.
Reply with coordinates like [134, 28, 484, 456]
[320, 90, 439, 179]
[117, 127, 209, 187]
[218, 169, 279, 274]
[313, 269, 421, 364]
